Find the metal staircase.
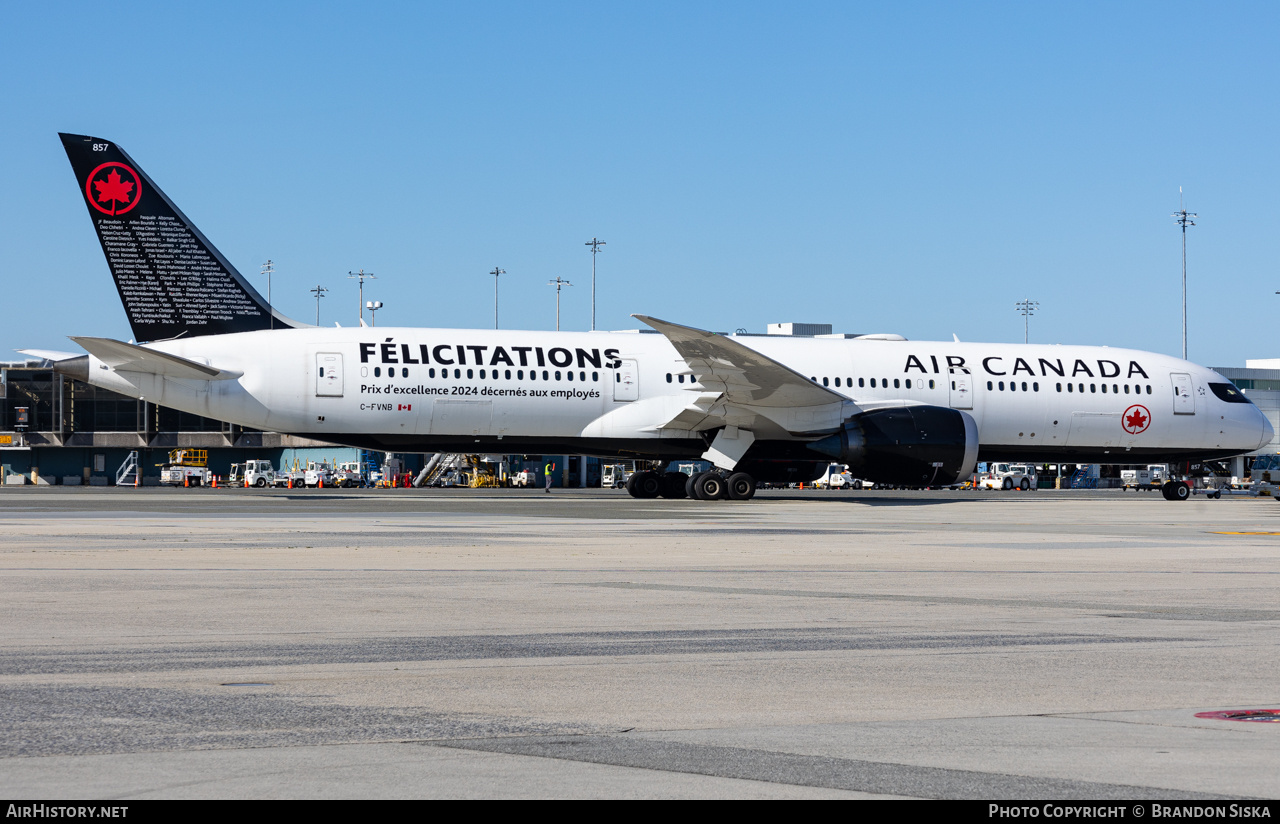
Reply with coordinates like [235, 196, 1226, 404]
[115, 450, 139, 486]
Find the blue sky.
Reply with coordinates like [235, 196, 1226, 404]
[2, 2, 1277, 366]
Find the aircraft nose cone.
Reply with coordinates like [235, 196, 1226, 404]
[1257, 408, 1275, 451]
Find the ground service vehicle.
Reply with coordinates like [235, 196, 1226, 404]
[31, 133, 1274, 504]
[303, 461, 334, 488]
[512, 469, 540, 488]
[1121, 465, 1168, 491]
[601, 464, 632, 489]
[333, 461, 365, 487]
[980, 463, 1036, 491]
[158, 449, 212, 486]
[1250, 454, 1280, 497]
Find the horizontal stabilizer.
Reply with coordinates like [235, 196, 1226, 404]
[16, 348, 82, 364]
[633, 315, 845, 408]
[70, 336, 241, 381]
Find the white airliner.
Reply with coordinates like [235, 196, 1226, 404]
[24, 133, 1273, 502]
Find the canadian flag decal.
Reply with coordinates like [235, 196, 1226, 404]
[398, 404, 412, 412]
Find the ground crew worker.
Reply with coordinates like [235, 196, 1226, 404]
[544, 460, 555, 493]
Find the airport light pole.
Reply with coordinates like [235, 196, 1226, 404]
[1172, 191, 1197, 360]
[348, 269, 376, 326]
[262, 260, 274, 330]
[366, 300, 383, 327]
[491, 267, 505, 329]
[310, 285, 328, 325]
[548, 277, 572, 331]
[1015, 298, 1039, 344]
[585, 238, 605, 331]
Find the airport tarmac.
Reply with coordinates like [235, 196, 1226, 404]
[1, 486, 1278, 799]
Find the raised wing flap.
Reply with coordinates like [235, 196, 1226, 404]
[70, 337, 241, 381]
[633, 315, 844, 408]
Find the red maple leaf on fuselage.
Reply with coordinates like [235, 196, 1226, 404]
[1125, 409, 1148, 431]
[93, 169, 134, 208]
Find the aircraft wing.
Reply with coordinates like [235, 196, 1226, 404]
[70, 336, 242, 381]
[633, 315, 845, 408]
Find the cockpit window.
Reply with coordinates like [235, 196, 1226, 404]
[1209, 382, 1250, 403]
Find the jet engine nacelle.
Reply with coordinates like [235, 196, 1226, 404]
[807, 405, 979, 487]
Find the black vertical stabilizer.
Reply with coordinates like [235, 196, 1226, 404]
[59, 133, 299, 342]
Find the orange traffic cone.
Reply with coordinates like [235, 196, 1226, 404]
[288, 476, 293, 489]
[318, 476, 323, 489]
[213, 476, 218, 489]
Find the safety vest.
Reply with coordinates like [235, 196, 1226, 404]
[545, 463, 554, 474]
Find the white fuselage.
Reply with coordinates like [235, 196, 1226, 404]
[80, 326, 1273, 464]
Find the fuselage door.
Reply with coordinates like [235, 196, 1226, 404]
[614, 359, 639, 402]
[316, 353, 343, 397]
[948, 367, 972, 410]
[1172, 372, 1195, 414]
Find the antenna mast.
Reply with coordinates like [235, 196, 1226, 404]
[1172, 189, 1197, 360]
[491, 267, 506, 329]
[585, 238, 606, 331]
[310, 285, 328, 326]
[348, 269, 376, 326]
[1015, 298, 1039, 344]
[548, 277, 572, 331]
[261, 260, 274, 330]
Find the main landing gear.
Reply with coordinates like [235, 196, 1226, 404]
[1161, 480, 1191, 501]
[625, 469, 757, 501]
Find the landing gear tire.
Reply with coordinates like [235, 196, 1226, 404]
[696, 472, 729, 500]
[1162, 481, 1190, 501]
[628, 471, 662, 499]
[727, 472, 756, 501]
[686, 472, 704, 500]
[1002, 477, 1014, 490]
[1019, 478, 1031, 491]
[659, 471, 689, 499]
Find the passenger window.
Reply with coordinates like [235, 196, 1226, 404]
[678, 375, 685, 383]
[1113, 384, 1118, 394]
[823, 377, 829, 387]
[1022, 382, 1027, 391]
[531, 371, 537, 381]
[999, 381, 1005, 390]
[1067, 383, 1072, 392]
[543, 370, 549, 380]
[1146, 385, 1152, 394]
[859, 378, 865, 387]
[1124, 384, 1130, 394]
[1033, 382, 1038, 391]
[567, 371, 574, 381]
[928, 379, 935, 389]
[374, 367, 381, 377]
[429, 368, 436, 378]
[479, 369, 485, 379]
[517, 370, 523, 379]
[871, 378, 877, 388]
[666, 373, 672, 383]
[592, 371, 598, 381]
[555, 371, 561, 380]
[580, 371, 586, 381]
[834, 377, 841, 387]
[1090, 384, 1096, 393]
[505, 370, 512, 379]
[894, 379, 900, 389]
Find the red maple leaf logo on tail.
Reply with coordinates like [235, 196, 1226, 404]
[85, 162, 141, 215]
[93, 169, 133, 208]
